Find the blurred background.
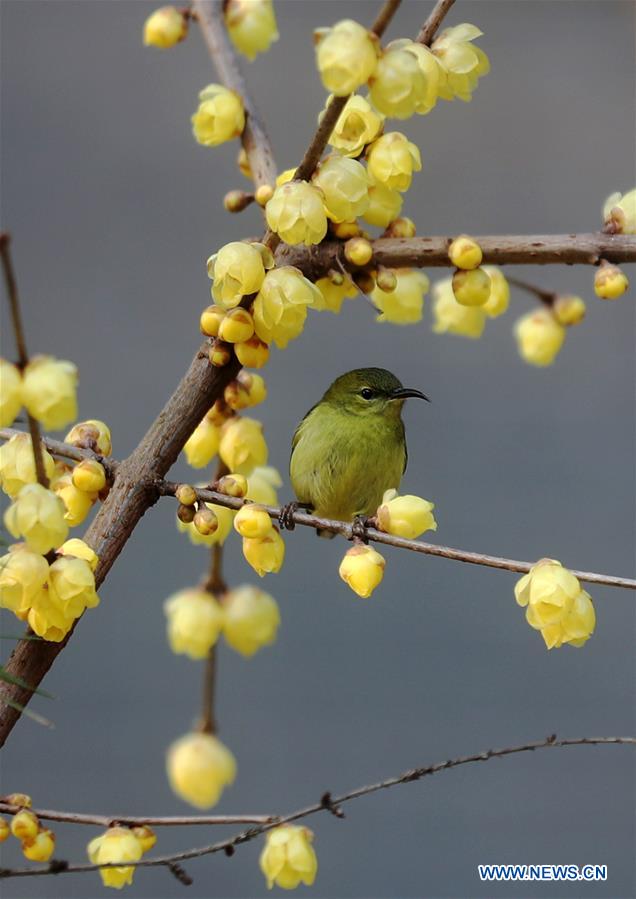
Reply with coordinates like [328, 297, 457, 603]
[1, 1, 635, 897]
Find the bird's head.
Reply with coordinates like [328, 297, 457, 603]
[322, 368, 429, 418]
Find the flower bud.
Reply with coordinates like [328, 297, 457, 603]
[22, 829, 56, 862]
[177, 499, 234, 547]
[219, 417, 267, 474]
[200, 304, 227, 337]
[255, 183, 274, 206]
[366, 132, 422, 192]
[218, 307, 255, 344]
[207, 240, 272, 309]
[448, 235, 482, 270]
[4, 484, 68, 554]
[184, 416, 220, 469]
[224, 371, 267, 410]
[130, 825, 157, 854]
[361, 182, 403, 228]
[65, 420, 112, 456]
[371, 269, 429, 324]
[369, 39, 441, 118]
[192, 84, 245, 147]
[57, 538, 99, 571]
[594, 261, 629, 299]
[48, 555, 99, 620]
[209, 340, 232, 368]
[0, 817, 9, 842]
[481, 266, 510, 318]
[265, 182, 328, 246]
[330, 221, 360, 240]
[166, 732, 236, 808]
[242, 528, 285, 576]
[313, 155, 369, 223]
[325, 94, 383, 157]
[53, 471, 96, 526]
[223, 584, 280, 656]
[225, 0, 278, 61]
[553, 295, 586, 326]
[0, 434, 55, 498]
[253, 266, 321, 349]
[21, 355, 78, 431]
[0, 358, 22, 427]
[234, 336, 270, 369]
[0, 545, 49, 615]
[452, 267, 491, 306]
[175, 484, 198, 506]
[177, 502, 196, 524]
[339, 544, 385, 598]
[237, 145, 252, 180]
[514, 308, 565, 367]
[4, 794, 32, 808]
[432, 276, 486, 338]
[193, 506, 219, 536]
[515, 559, 595, 649]
[164, 588, 224, 659]
[11, 809, 39, 841]
[315, 19, 378, 96]
[344, 237, 373, 267]
[376, 489, 437, 539]
[259, 825, 318, 890]
[223, 189, 254, 213]
[233, 503, 273, 538]
[72, 459, 106, 494]
[375, 267, 397, 293]
[313, 276, 358, 313]
[87, 827, 143, 890]
[384, 216, 416, 238]
[143, 6, 188, 48]
[216, 473, 248, 498]
[602, 188, 636, 234]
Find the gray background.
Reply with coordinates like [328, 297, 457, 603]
[1, 1, 635, 897]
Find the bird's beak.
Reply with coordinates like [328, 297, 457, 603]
[390, 387, 431, 402]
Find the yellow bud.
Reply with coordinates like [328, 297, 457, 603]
[553, 295, 586, 326]
[255, 184, 274, 206]
[452, 267, 491, 306]
[143, 6, 188, 48]
[325, 93, 384, 157]
[602, 188, 636, 234]
[234, 336, 270, 369]
[207, 240, 272, 309]
[313, 276, 358, 313]
[218, 307, 255, 344]
[361, 182, 403, 229]
[448, 235, 483, 270]
[217, 473, 248, 498]
[21, 355, 78, 431]
[4, 483, 68, 554]
[130, 825, 157, 854]
[366, 132, 422, 192]
[344, 237, 373, 267]
[237, 145, 252, 180]
[223, 189, 253, 213]
[515, 559, 595, 649]
[375, 268, 397, 293]
[164, 588, 224, 659]
[209, 340, 232, 368]
[331, 221, 361, 240]
[370, 39, 441, 118]
[265, 181, 328, 246]
[22, 828, 56, 862]
[431, 24, 490, 102]
[177, 502, 196, 524]
[193, 506, 219, 536]
[0, 817, 9, 842]
[371, 269, 429, 324]
[594, 261, 629, 299]
[166, 732, 236, 809]
[481, 266, 510, 318]
[259, 825, 318, 890]
[253, 266, 321, 349]
[192, 84, 245, 148]
[11, 809, 39, 841]
[514, 308, 565, 367]
[177, 500, 234, 547]
[57, 538, 99, 571]
[222, 584, 280, 656]
[432, 276, 486, 338]
[200, 304, 227, 337]
[0, 358, 22, 427]
[48, 555, 99, 620]
[225, 0, 278, 61]
[315, 19, 378, 96]
[376, 489, 437, 539]
[242, 528, 285, 576]
[313, 155, 370, 223]
[224, 371, 267, 410]
[72, 459, 106, 494]
[65, 419, 112, 456]
[339, 544, 385, 598]
[175, 484, 197, 506]
[53, 471, 96, 526]
[184, 416, 220, 469]
[219, 417, 267, 474]
[87, 827, 143, 890]
[384, 216, 416, 238]
[233, 503, 273, 538]
[5, 794, 32, 808]
[0, 545, 49, 615]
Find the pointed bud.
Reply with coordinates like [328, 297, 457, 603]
[209, 340, 232, 367]
[216, 473, 248, 498]
[344, 237, 373, 267]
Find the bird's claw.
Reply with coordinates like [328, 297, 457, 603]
[278, 501, 298, 531]
[351, 515, 370, 544]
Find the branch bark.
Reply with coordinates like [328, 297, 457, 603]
[417, 0, 456, 45]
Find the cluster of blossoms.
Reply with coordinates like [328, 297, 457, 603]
[0, 355, 77, 430]
[87, 824, 156, 889]
[0, 794, 56, 863]
[514, 559, 596, 649]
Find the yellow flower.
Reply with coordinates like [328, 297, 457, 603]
[539, 589, 596, 649]
[200, 304, 226, 337]
[22, 829, 56, 862]
[225, 0, 278, 61]
[4, 483, 68, 554]
[27, 587, 73, 642]
[57, 538, 99, 571]
[431, 24, 490, 102]
[130, 825, 157, 854]
[143, 5, 187, 48]
[224, 371, 267, 411]
[514, 308, 565, 366]
[361, 182, 403, 228]
[0, 544, 49, 615]
[594, 262, 629, 299]
[515, 559, 595, 649]
[0, 817, 9, 842]
[48, 555, 99, 620]
[344, 236, 373, 266]
[452, 267, 491, 306]
[265, 182, 328, 246]
[602, 188, 636, 234]
[314, 19, 378, 96]
[177, 501, 234, 546]
[0, 433, 55, 498]
[52, 471, 96, 526]
[314, 275, 358, 313]
[11, 809, 39, 840]
[4, 793, 32, 808]
[222, 584, 280, 656]
[553, 295, 586, 326]
[371, 269, 429, 324]
[324, 94, 384, 157]
[21, 355, 78, 431]
[253, 266, 321, 349]
[87, 826, 143, 890]
[219, 417, 268, 474]
[218, 307, 255, 344]
[259, 825, 318, 890]
[366, 132, 421, 192]
[313, 155, 369, 223]
[216, 472, 248, 498]
[242, 528, 285, 576]
[207, 241, 272, 309]
[448, 235, 482, 270]
[164, 588, 224, 660]
[184, 415, 221, 469]
[65, 419, 112, 456]
[235, 336, 270, 369]
[245, 466, 282, 506]
[234, 504, 273, 538]
[432, 276, 486, 338]
[369, 39, 441, 119]
[167, 732, 236, 809]
[72, 459, 107, 493]
[339, 544, 385, 598]
[192, 84, 245, 147]
[481, 266, 510, 318]
[376, 489, 437, 539]
[0, 358, 22, 427]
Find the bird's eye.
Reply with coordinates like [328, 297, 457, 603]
[360, 388, 374, 400]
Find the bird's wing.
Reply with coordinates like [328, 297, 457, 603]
[291, 402, 319, 457]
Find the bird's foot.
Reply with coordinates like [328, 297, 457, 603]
[279, 501, 301, 531]
[351, 514, 371, 544]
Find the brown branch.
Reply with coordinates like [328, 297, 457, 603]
[417, 0, 456, 45]
[193, 0, 277, 189]
[1, 735, 633, 880]
[506, 275, 556, 306]
[0, 803, 273, 828]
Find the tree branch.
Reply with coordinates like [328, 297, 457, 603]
[0, 803, 273, 828]
[417, 0, 456, 45]
[1, 735, 633, 880]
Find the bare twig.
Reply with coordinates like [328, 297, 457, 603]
[417, 0, 456, 45]
[0, 735, 633, 880]
[506, 275, 556, 306]
[0, 803, 273, 828]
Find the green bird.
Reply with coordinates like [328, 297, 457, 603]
[283, 368, 429, 535]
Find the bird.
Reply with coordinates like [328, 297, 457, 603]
[282, 368, 429, 536]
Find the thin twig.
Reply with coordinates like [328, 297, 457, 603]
[0, 803, 273, 828]
[417, 0, 456, 45]
[507, 275, 556, 305]
[0, 735, 633, 880]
